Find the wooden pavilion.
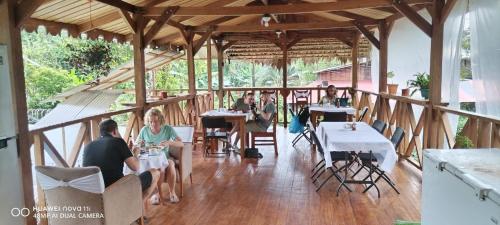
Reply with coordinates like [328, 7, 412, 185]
[1, 0, 500, 224]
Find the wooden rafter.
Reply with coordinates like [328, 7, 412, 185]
[353, 21, 380, 49]
[144, 7, 178, 46]
[330, 11, 376, 22]
[441, 0, 457, 24]
[119, 9, 136, 33]
[392, 0, 432, 37]
[193, 28, 214, 54]
[195, 21, 366, 33]
[15, 0, 47, 27]
[95, 0, 139, 13]
[145, 0, 432, 16]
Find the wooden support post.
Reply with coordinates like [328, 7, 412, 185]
[427, 0, 445, 149]
[1, 1, 36, 224]
[133, 14, 147, 126]
[207, 38, 214, 108]
[282, 41, 288, 127]
[215, 39, 224, 108]
[33, 133, 47, 225]
[185, 28, 196, 95]
[351, 32, 360, 89]
[377, 21, 388, 120]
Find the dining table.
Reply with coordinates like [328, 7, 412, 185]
[200, 109, 252, 158]
[317, 122, 397, 172]
[123, 146, 169, 175]
[308, 104, 356, 128]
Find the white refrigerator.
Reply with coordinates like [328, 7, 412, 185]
[0, 45, 26, 224]
[422, 149, 500, 225]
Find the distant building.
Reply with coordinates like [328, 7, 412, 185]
[315, 61, 371, 85]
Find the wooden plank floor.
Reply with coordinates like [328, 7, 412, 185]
[148, 127, 422, 225]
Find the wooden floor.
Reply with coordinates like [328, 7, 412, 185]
[148, 127, 422, 225]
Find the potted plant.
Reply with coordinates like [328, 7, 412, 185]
[407, 72, 430, 99]
[387, 71, 398, 95]
[454, 134, 474, 149]
[401, 86, 410, 96]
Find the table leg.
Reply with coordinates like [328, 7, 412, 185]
[239, 118, 246, 158]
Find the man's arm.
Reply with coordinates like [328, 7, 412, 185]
[124, 156, 140, 171]
[160, 136, 183, 148]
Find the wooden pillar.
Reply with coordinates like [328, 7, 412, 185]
[207, 39, 212, 93]
[282, 43, 288, 127]
[0, 1, 36, 224]
[427, 0, 445, 149]
[351, 33, 360, 89]
[187, 38, 196, 95]
[378, 21, 388, 120]
[216, 40, 224, 108]
[133, 14, 146, 128]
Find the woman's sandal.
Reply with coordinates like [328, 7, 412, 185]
[169, 195, 180, 203]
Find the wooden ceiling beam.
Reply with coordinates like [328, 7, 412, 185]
[95, 0, 139, 13]
[15, 0, 47, 27]
[353, 21, 380, 49]
[144, 7, 178, 46]
[330, 11, 376, 22]
[145, 0, 432, 16]
[392, 0, 432, 37]
[79, 11, 122, 33]
[194, 21, 368, 33]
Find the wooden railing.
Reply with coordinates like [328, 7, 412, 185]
[353, 89, 500, 169]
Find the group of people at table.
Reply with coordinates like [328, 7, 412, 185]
[78, 85, 342, 219]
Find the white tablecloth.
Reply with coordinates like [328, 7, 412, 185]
[123, 152, 168, 175]
[317, 122, 398, 172]
[309, 104, 356, 115]
[200, 110, 252, 121]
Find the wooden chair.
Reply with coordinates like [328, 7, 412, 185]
[251, 114, 278, 155]
[292, 90, 311, 113]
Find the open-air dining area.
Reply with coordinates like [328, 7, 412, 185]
[1, 0, 500, 225]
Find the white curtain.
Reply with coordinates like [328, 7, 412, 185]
[470, 0, 500, 117]
[442, 0, 468, 138]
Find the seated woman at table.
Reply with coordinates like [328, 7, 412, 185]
[136, 108, 184, 203]
[319, 85, 337, 105]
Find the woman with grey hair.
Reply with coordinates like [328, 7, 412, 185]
[136, 108, 183, 203]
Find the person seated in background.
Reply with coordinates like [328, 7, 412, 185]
[233, 91, 276, 147]
[231, 92, 255, 113]
[319, 85, 337, 105]
[136, 108, 184, 203]
[247, 91, 275, 132]
[82, 119, 160, 217]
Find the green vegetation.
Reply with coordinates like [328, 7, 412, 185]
[22, 28, 132, 111]
[407, 72, 430, 98]
[455, 134, 474, 149]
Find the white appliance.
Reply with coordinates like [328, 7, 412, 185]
[0, 45, 25, 224]
[422, 149, 500, 225]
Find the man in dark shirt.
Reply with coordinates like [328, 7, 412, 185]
[83, 119, 160, 214]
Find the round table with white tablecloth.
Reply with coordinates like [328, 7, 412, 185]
[123, 151, 169, 175]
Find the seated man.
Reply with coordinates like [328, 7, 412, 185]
[233, 91, 275, 147]
[83, 119, 160, 217]
[231, 92, 255, 113]
[247, 91, 275, 132]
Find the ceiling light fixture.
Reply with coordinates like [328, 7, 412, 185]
[276, 30, 282, 38]
[261, 14, 271, 27]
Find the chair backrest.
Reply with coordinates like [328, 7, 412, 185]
[323, 112, 348, 122]
[309, 130, 325, 156]
[371, 120, 387, 134]
[358, 107, 369, 122]
[391, 127, 405, 149]
[35, 166, 105, 225]
[201, 117, 228, 130]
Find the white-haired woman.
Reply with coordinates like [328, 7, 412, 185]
[136, 108, 183, 203]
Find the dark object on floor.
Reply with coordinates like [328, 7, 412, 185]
[245, 147, 263, 158]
